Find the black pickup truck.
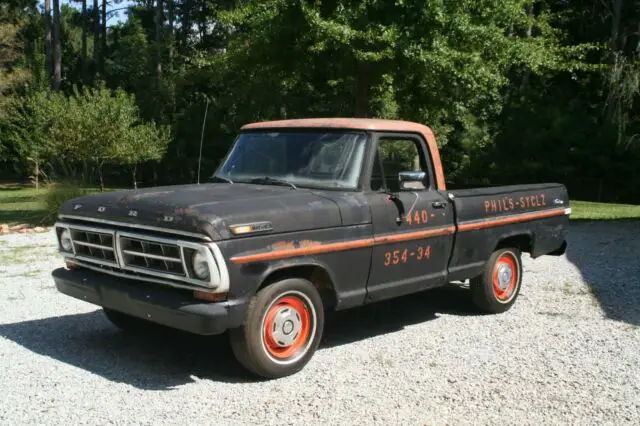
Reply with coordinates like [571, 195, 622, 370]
[52, 118, 570, 378]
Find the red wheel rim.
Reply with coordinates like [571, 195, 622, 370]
[492, 253, 518, 301]
[262, 295, 312, 360]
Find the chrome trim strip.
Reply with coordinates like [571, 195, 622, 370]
[119, 231, 188, 246]
[63, 258, 226, 293]
[54, 223, 76, 255]
[74, 240, 115, 251]
[179, 246, 190, 279]
[122, 250, 181, 262]
[74, 255, 119, 268]
[209, 242, 230, 293]
[64, 223, 116, 236]
[456, 207, 567, 228]
[58, 214, 212, 241]
[119, 263, 191, 281]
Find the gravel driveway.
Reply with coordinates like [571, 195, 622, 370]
[1, 222, 639, 425]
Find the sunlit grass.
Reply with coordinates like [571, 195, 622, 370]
[571, 200, 640, 220]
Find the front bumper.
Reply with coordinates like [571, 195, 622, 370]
[52, 267, 247, 335]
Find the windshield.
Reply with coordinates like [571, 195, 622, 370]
[214, 131, 368, 190]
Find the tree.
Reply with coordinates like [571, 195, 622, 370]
[81, 0, 88, 81]
[101, 0, 106, 74]
[155, 0, 163, 77]
[4, 90, 60, 188]
[52, 0, 61, 89]
[93, 0, 99, 76]
[0, 4, 30, 119]
[218, 1, 583, 143]
[116, 119, 170, 188]
[6, 86, 170, 190]
[44, 0, 52, 84]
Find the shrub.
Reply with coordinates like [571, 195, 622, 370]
[41, 184, 94, 225]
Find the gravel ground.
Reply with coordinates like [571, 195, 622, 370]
[1, 222, 639, 425]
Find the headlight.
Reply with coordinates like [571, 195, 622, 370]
[60, 229, 72, 252]
[192, 250, 210, 280]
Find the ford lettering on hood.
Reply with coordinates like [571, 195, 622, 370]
[59, 183, 342, 240]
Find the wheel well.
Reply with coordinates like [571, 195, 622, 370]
[495, 234, 532, 254]
[258, 265, 337, 310]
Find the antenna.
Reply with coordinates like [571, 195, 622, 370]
[197, 98, 210, 184]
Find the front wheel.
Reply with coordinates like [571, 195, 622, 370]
[471, 248, 523, 314]
[230, 278, 324, 379]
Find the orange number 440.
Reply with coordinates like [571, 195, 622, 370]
[406, 209, 429, 225]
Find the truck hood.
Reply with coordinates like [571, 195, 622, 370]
[58, 183, 342, 240]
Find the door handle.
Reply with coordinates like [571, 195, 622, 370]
[432, 201, 446, 209]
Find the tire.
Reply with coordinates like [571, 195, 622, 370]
[103, 308, 155, 333]
[471, 248, 523, 314]
[230, 278, 324, 379]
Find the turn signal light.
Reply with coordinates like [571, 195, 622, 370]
[194, 291, 227, 302]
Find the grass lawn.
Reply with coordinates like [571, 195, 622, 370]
[1, 183, 639, 226]
[570, 200, 640, 220]
[0, 184, 48, 226]
[0, 183, 119, 226]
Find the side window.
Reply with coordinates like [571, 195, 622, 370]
[372, 138, 428, 192]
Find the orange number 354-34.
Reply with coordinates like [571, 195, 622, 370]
[384, 246, 431, 266]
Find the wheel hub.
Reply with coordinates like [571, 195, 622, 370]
[269, 307, 302, 347]
[497, 264, 513, 290]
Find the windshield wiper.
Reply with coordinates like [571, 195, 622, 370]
[249, 176, 297, 189]
[209, 175, 233, 184]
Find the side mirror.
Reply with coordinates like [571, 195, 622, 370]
[398, 171, 426, 190]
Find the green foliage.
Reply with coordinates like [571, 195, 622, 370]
[5, 85, 170, 188]
[0, 3, 31, 120]
[41, 183, 90, 224]
[0, 0, 639, 203]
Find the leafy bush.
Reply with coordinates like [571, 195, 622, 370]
[41, 184, 94, 225]
[5, 85, 170, 190]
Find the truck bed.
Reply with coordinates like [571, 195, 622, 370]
[445, 182, 570, 281]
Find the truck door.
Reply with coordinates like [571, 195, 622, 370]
[364, 133, 455, 302]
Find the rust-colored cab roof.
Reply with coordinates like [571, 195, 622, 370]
[241, 118, 445, 190]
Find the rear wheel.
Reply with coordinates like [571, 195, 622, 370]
[230, 278, 324, 379]
[471, 248, 522, 313]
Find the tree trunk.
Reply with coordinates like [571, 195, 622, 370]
[132, 164, 138, 189]
[179, 0, 192, 56]
[44, 0, 52, 85]
[81, 0, 88, 81]
[610, 0, 623, 52]
[101, 0, 107, 74]
[520, 3, 535, 92]
[34, 156, 40, 191]
[98, 163, 104, 192]
[93, 0, 99, 76]
[52, 0, 62, 90]
[155, 0, 164, 77]
[198, 1, 205, 44]
[354, 62, 371, 117]
[168, 0, 174, 73]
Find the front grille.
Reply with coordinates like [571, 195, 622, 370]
[68, 227, 117, 266]
[119, 234, 185, 276]
[56, 222, 222, 290]
[70, 229, 117, 265]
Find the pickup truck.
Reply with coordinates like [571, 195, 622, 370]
[52, 118, 570, 378]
